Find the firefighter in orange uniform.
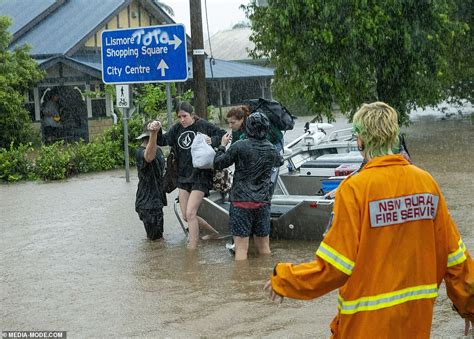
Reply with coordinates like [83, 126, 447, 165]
[264, 102, 473, 338]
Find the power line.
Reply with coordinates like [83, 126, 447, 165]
[204, 0, 214, 79]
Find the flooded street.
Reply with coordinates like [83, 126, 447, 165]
[1, 114, 473, 338]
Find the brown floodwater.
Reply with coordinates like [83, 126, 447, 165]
[1, 114, 472, 338]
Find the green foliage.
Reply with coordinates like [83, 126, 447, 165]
[244, 0, 472, 125]
[444, 0, 473, 103]
[34, 142, 72, 181]
[68, 140, 119, 174]
[0, 142, 35, 182]
[0, 16, 45, 148]
[135, 84, 194, 130]
[28, 135, 127, 181]
[283, 98, 317, 118]
[0, 136, 129, 181]
[207, 105, 219, 123]
[178, 89, 194, 105]
[100, 110, 143, 166]
[137, 84, 167, 121]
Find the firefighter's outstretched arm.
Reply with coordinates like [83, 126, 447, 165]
[265, 181, 357, 302]
[267, 258, 349, 301]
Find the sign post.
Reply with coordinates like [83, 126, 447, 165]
[116, 84, 131, 182]
[121, 107, 130, 183]
[101, 24, 188, 182]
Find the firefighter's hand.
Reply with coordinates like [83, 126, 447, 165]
[264, 280, 284, 305]
[465, 319, 473, 336]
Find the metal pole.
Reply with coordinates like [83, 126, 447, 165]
[166, 83, 173, 128]
[122, 108, 130, 183]
[189, 0, 207, 119]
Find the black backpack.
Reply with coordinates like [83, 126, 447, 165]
[243, 98, 297, 131]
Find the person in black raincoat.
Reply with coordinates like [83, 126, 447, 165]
[226, 105, 284, 195]
[156, 102, 225, 249]
[214, 112, 284, 260]
[135, 120, 167, 240]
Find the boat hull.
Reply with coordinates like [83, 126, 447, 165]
[197, 192, 333, 241]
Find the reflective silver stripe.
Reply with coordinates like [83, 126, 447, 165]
[316, 242, 354, 275]
[338, 284, 438, 314]
[447, 239, 467, 267]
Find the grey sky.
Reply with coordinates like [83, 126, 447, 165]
[164, 0, 250, 36]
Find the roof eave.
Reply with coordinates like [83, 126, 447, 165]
[39, 56, 102, 79]
[66, 0, 133, 57]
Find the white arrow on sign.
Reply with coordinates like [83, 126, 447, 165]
[157, 59, 169, 76]
[168, 34, 182, 50]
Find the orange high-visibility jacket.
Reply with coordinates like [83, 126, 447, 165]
[271, 155, 473, 338]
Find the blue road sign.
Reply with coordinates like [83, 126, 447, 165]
[101, 24, 188, 84]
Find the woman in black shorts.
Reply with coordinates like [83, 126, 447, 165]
[157, 102, 226, 249]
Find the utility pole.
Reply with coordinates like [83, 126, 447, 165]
[189, 0, 207, 119]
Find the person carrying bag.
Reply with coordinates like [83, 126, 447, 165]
[191, 132, 215, 169]
[156, 101, 225, 249]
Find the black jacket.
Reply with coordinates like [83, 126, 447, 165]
[157, 119, 226, 187]
[135, 146, 167, 210]
[214, 138, 284, 203]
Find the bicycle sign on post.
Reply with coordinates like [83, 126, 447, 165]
[116, 85, 130, 108]
[101, 24, 188, 182]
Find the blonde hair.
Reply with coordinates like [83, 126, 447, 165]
[352, 102, 399, 160]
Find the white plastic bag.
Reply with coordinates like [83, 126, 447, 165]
[191, 132, 216, 169]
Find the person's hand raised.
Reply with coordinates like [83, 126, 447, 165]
[221, 133, 232, 147]
[148, 120, 161, 132]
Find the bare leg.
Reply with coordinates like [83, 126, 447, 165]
[178, 189, 197, 249]
[185, 190, 205, 250]
[198, 216, 219, 239]
[234, 236, 250, 260]
[178, 189, 190, 222]
[253, 235, 271, 256]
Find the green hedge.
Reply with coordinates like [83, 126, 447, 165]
[0, 117, 144, 182]
[0, 142, 36, 182]
[34, 142, 72, 180]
